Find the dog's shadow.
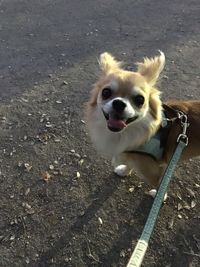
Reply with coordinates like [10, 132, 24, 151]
[34, 173, 152, 267]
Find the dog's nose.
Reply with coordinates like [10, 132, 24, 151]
[112, 99, 126, 112]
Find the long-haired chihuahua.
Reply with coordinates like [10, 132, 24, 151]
[85, 52, 200, 191]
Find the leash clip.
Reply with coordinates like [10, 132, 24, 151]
[177, 112, 189, 145]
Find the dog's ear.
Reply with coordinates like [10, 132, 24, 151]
[99, 52, 121, 74]
[136, 51, 165, 85]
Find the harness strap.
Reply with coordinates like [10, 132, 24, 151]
[127, 105, 178, 160]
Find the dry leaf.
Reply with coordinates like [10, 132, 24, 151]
[177, 203, 183, 211]
[42, 171, 51, 182]
[24, 163, 32, 172]
[168, 217, 174, 229]
[79, 159, 84, 166]
[25, 188, 30, 196]
[177, 192, 182, 200]
[186, 188, 195, 198]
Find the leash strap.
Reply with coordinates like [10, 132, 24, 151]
[126, 112, 189, 267]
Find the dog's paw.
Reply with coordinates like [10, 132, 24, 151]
[114, 165, 128, 177]
[148, 189, 168, 202]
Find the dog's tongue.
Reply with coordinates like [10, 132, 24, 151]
[107, 117, 126, 130]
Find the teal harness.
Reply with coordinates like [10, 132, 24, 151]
[131, 113, 169, 160]
[134, 130, 164, 160]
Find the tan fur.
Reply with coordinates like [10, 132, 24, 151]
[85, 52, 200, 188]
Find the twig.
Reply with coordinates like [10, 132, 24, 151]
[19, 216, 26, 233]
[84, 232, 100, 263]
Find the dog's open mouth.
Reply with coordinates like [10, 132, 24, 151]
[103, 111, 138, 132]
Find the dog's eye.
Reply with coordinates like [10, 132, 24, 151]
[102, 87, 112, 100]
[134, 95, 145, 107]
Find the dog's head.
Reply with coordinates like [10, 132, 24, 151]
[87, 52, 165, 133]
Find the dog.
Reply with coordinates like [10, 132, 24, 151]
[85, 51, 200, 192]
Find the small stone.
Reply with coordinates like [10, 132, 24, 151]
[128, 187, 135, 193]
[45, 124, 53, 128]
[25, 188, 30, 196]
[63, 81, 68, 85]
[10, 235, 15, 241]
[18, 161, 23, 168]
[25, 258, 30, 264]
[137, 183, 143, 188]
[22, 202, 32, 210]
[64, 257, 72, 263]
[191, 200, 196, 209]
[177, 214, 182, 219]
[56, 100, 62, 104]
[65, 120, 70, 125]
[49, 165, 54, 170]
[76, 172, 80, 178]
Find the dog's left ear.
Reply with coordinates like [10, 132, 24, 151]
[136, 51, 165, 86]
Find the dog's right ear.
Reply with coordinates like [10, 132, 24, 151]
[99, 52, 121, 74]
[136, 51, 165, 86]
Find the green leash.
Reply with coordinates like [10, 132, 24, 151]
[126, 112, 189, 267]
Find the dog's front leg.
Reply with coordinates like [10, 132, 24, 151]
[112, 154, 133, 177]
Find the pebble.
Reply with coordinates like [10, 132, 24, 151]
[128, 187, 135, 193]
[10, 235, 15, 241]
[98, 217, 103, 225]
[49, 165, 54, 170]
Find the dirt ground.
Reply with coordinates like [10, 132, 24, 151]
[0, 0, 200, 266]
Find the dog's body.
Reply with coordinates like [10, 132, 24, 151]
[86, 52, 200, 188]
